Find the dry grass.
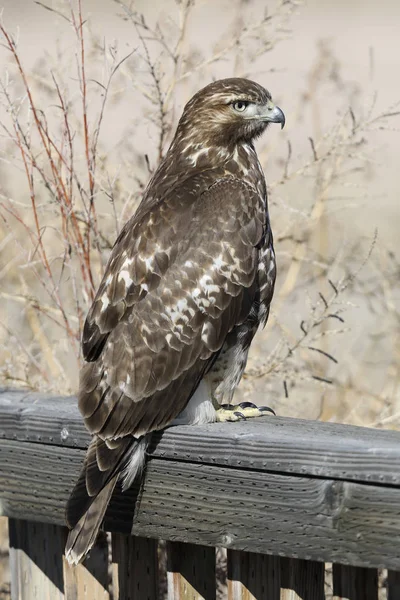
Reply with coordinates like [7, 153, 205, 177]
[0, 0, 300, 389]
[0, 0, 398, 422]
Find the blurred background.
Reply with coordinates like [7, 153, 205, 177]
[0, 1, 399, 595]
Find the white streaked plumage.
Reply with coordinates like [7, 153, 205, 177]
[65, 77, 283, 566]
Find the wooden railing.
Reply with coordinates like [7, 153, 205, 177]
[0, 388, 400, 599]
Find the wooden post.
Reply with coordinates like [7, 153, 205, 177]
[332, 564, 378, 599]
[388, 570, 400, 599]
[112, 534, 158, 600]
[227, 549, 280, 599]
[63, 530, 110, 599]
[9, 519, 65, 600]
[167, 541, 216, 600]
[280, 557, 325, 600]
[0, 517, 10, 598]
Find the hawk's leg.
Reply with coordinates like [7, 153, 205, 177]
[208, 323, 276, 422]
[215, 401, 275, 422]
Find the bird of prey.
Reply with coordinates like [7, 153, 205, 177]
[65, 77, 285, 564]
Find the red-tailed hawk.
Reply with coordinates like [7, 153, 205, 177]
[65, 78, 285, 564]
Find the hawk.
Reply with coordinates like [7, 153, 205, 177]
[65, 78, 285, 564]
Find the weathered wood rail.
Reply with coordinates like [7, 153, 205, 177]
[1, 388, 400, 599]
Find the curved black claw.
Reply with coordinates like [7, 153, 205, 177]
[233, 411, 246, 421]
[238, 402, 257, 409]
[259, 406, 276, 416]
[220, 404, 235, 411]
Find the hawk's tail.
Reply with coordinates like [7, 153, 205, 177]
[65, 473, 119, 565]
[65, 434, 150, 565]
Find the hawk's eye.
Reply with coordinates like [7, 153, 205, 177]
[232, 100, 249, 113]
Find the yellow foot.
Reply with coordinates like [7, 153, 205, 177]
[216, 402, 275, 422]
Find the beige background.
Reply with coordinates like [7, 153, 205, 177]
[0, 2, 399, 597]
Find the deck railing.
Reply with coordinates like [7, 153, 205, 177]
[0, 388, 400, 599]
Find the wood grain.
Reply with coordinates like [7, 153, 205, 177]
[167, 541, 216, 600]
[227, 549, 280, 599]
[1, 439, 400, 570]
[111, 534, 158, 600]
[9, 519, 65, 600]
[2, 390, 400, 486]
[387, 570, 400, 599]
[332, 563, 378, 599]
[0, 389, 89, 449]
[280, 558, 324, 600]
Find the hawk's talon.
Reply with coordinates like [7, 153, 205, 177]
[233, 411, 246, 420]
[238, 402, 257, 409]
[216, 402, 275, 422]
[259, 406, 276, 416]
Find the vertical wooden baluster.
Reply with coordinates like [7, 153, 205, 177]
[0, 517, 10, 598]
[332, 564, 378, 599]
[167, 541, 216, 600]
[63, 530, 110, 599]
[111, 534, 158, 600]
[227, 549, 280, 599]
[280, 557, 325, 600]
[388, 570, 400, 599]
[9, 519, 65, 600]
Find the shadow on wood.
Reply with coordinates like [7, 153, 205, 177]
[280, 557, 325, 600]
[388, 570, 400, 599]
[332, 563, 378, 599]
[112, 534, 158, 600]
[227, 549, 280, 599]
[167, 541, 216, 599]
[9, 519, 65, 599]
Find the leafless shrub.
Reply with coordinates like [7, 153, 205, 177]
[0, 0, 137, 388]
[0, 0, 299, 389]
[0, 0, 398, 428]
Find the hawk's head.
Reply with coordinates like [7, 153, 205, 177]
[175, 78, 285, 150]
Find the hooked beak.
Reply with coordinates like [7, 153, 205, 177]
[260, 104, 285, 129]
